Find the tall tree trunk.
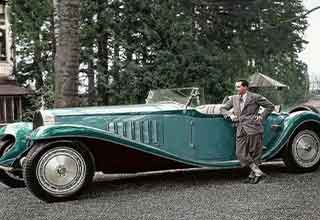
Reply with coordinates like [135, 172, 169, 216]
[49, 0, 56, 75]
[54, 0, 81, 107]
[96, 0, 109, 105]
[112, 41, 120, 104]
[110, 0, 122, 104]
[34, 33, 44, 90]
[11, 27, 17, 77]
[9, 0, 17, 76]
[87, 46, 95, 105]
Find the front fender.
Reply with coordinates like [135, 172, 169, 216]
[0, 122, 33, 167]
[29, 124, 168, 157]
[30, 124, 119, 142]
[264, 111, 320, 159]
[28, 124, 217, 168]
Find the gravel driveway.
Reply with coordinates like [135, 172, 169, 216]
[0, 162, 319, 220]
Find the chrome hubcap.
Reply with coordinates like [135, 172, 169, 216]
[56, 166, 67, 177]
[293, 131, 320, 168]
[36, 147, 86, 196]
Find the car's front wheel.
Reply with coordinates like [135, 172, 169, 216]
[23, 141, 95, 202]
[0, 139, 25, 188]
[283, 129, 320, 172]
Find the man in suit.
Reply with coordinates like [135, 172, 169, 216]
[221, 79, 275, 184]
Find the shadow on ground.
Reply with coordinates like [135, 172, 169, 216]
[79, 161, 300, 200]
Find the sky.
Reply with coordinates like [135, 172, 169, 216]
[301, 0, 320, 80]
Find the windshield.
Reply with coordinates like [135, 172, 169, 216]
[145, 87, 205, 106]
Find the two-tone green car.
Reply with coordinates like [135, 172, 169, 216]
[0, 87, 320, 202]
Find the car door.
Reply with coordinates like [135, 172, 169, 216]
[187, 111, 237, 162]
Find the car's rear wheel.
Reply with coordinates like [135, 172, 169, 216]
[283, 129, 320, 172]
[23, 141, 95, 202]
[0, 139, 25, 188]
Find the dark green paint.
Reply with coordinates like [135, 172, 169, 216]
[0, 123, 33, 166]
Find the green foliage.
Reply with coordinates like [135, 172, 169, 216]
[11, 0, 309, 109]
[10, 0, 55, 114]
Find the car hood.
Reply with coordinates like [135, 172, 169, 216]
[43, 103, 185, 117]
[33, 103, 186, 128]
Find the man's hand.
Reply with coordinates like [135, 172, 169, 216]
[229, 114, 238, 122]
[255, 115, 263, 124]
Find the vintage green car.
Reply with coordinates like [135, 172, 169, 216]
[0, 87, 320, 202]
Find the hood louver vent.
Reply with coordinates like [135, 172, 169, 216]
[106, 119, 161, 146]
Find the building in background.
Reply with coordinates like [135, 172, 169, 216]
[310, 75, 320, 95]
[0, 1, 31, 125]
[0, 1, 8, 61]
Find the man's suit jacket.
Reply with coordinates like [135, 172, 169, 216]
[221, 91, 275, 137]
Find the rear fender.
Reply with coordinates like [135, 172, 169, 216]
[265, 111, 320, 159]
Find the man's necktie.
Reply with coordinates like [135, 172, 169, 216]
[240, 96, 244, 111]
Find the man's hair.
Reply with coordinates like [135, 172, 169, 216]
[237, 79, 249, 87]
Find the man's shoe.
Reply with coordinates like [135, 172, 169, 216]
[244, 177, 253, 184]
[250, 174, 267, 184]
[243, 170, 256, 184]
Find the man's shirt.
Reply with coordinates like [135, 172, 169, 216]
[240, 92, 247, 112]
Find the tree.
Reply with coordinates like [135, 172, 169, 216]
[54, 0, 81, 107]
[10, 0, 310, 109]
[9, 0, 55, 112]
